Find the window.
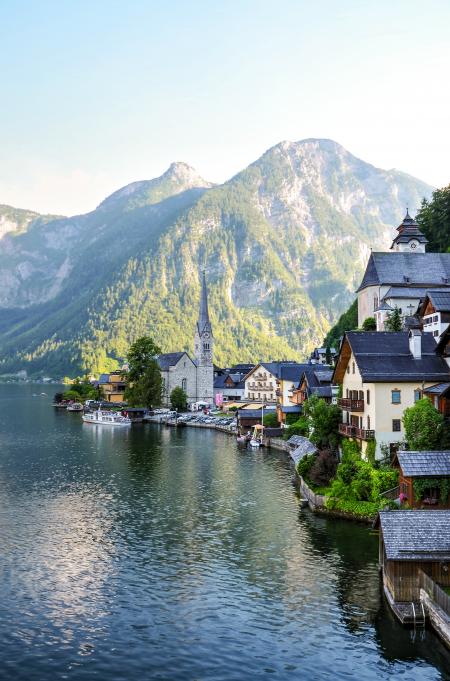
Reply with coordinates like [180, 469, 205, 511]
[181, 378, 187, 392]
[392, 419, 401, 432]
[366, 389, 370, 405]
[203, 343, 209, 350]
[391, 389, 401, 404]
[367, 415, 371, 429]
[434, 330, 439, 337]
[347, 365, 350, 374]
[374, 296, 378, 311]
[414, 389, 421, 403]
[352, 362, 355, 374]
[434, 315, 438, 322]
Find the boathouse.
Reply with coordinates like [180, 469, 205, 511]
[376, 510, 450, 625]
[394, 451, 450, 508]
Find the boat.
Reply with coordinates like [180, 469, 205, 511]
[52, 401, 69, 409]
[248, 423, 264, 448]
[82, 410, 132, 426]
[67, 402, 83, 412]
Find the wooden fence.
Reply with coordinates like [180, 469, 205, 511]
[419, 569, 450, 617]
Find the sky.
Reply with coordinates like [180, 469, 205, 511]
[0, 0, 449, 216]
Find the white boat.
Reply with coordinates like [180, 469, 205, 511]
[249, 438, 261, 448]
[67, 402, 83, 412]
[82, 410, 131, 427]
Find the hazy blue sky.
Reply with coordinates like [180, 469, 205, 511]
[1, 0, 449, 215]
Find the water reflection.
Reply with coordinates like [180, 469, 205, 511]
[0, 385, 448, 680]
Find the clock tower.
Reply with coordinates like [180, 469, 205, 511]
[390, 210, 428, 253]
[194, 271, 214, 403]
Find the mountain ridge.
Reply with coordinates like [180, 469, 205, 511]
[0, 138, 434, 376]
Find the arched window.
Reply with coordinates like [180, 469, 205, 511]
[181, 378, 187, 392]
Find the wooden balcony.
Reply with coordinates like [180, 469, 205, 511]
[338, 397, 364, 412]
[338, 423, 375, 440]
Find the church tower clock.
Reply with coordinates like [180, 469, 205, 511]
[390, 210, 428, 253]
[194, 271, 214, 403]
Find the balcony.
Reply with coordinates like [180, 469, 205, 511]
[338, 423, 375, 440]
[338, 397, 364, 412]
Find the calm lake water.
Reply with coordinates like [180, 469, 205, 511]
[0, 384, 449, 681]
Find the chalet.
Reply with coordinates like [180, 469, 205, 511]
[99, 371, 127, 403]
[394, 451, 450, 509]
[275, 363, 310, 424]
[244, 362, 301, 404]
[289, 366, 335, 407]
[333, 330, 450, 460]
[422, 382, 450, 417]
[213, 372, 246, 404]
[376, 510, 450, 625]
[418, 290, 450, 340]
[357, 211, 450, 328]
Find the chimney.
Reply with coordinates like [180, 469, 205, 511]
[409, 329, 422, 359]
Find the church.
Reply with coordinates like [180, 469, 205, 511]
[157, 272, 214, 407]
[357, 211, 450, 330]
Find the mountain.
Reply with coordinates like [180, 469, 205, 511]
[0, 140, 433, 377]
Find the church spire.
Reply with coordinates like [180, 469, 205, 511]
[197, 270, 212, 335]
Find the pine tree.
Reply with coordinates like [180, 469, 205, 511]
[385, 307, 402, 332]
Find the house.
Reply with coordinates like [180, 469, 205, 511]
[275, 363, 311, 424]
[418, 290, 450, 340]
[236, 404, 276, 431]
[422, 382, 450, 417]
[213, 372, 246, 405]
[244, 362, 301, 403]
[289, 366, 336, 407]
[333, 330, 450, 460]
[376, 510, 450, 624]
[394, 451, 450, 509]
[99, 371, 127, 403]
[357, 211, 450, 329]
[309, 347, 337, 365]
[157, 272, 214, 407]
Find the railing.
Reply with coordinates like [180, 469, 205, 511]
[419, 569, 450, 617]
[338, 398, 364, 412]
[381, 485, 400, 500]
[338, 423, 355, 436]
[338, 424, 375, 440]
[354, 427, 375, 440]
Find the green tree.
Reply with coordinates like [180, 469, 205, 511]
[126, 337, 161, 384]
[416, 184, 450, 253]
[170, 386, 187, 411]
[263, 412, 278, 427]
[361, 317, 376, 331]
[125, 336, 163, 408]
[384, 307, 402, 332]
[403, 398, 444, 450]
[304, 395, 341, 451]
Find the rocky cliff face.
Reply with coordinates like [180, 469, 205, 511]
[0, 140, 433, 375]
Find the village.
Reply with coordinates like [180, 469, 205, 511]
[52, 210, 450, 650]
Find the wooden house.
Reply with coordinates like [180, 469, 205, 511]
[99, 371, 127, 403]
[394, 451, 450, 508]
[376, 510, 450, 624]
[422, 382, 450, 417]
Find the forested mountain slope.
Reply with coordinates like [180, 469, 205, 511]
[0, 139, 433, 376]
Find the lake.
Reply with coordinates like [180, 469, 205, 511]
[0, 384, 449, 680]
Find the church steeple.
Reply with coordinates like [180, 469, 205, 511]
[390, 210, 428, 253]
[197, 270, 212, 336]
[194, 271, 214, 402]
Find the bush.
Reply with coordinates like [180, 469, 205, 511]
[263, 412, 278, 427]
[325, 497, 381, 517]
[284, 416, 309, 439]
[341, 438, 361, 462]
[309, 449, 338, 487]
[362, 317, 376, 331]
[296, 454, 316, 479]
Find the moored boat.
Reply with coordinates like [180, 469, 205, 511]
[67, 402, 83, 412]
[82, 410, 131, 427]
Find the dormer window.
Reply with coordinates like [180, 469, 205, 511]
[403, 276, 410, 283]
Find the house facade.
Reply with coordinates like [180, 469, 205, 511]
[244, 364, 279, 402]
[333, 330, 450, 459]
[419, 290, 450, 340]
[99, 371, 127, 403]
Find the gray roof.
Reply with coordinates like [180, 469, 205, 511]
[384, 286, 431, 300]
[310, 386, 332, 397]
[357, 252, 450, 292]
[423, 382, 450, 396]
[314, 370, 333, 383]
[157, 352, 190, 370]
[287, 434, 308, 448]
[289, 437, 317, 465]
[390, 211, 428, 249]
[379, 510, 450, 561]
[280, 405, 301, 413]
[342, 331, 450, 382]
[425, 289, 450, 312]
[397, 451, 450, 477]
